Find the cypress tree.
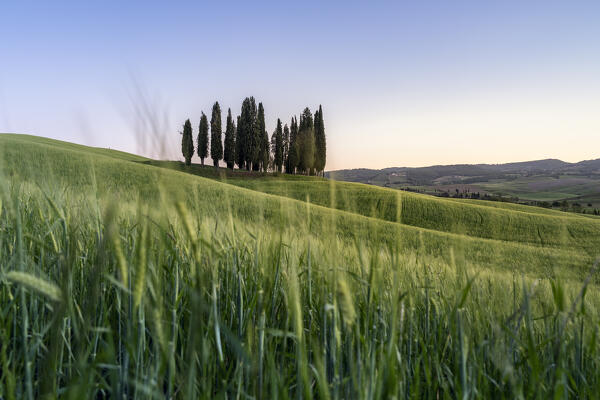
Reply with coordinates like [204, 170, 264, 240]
[235, 102, 246, 169]
[197, 112, 209, 165]
[251, 98, 258, 171]
[236, 98, 255, 170]
[314, 105, 326, 176]
[224, 108, 236, 169]
[297, 107, 315, 175]
[243, 97, 257, 171]
[287, 116, 299, 174]
[181, 119, 194, 166]
[313, 107, 320, 173]
[274, 118, 283, 173]
[252, 102, 265, 171]
[235, 115, 242, 167]
[261, 114, 269, 172]
[210, 102, 223, 167]
[282, 123, 289, 173]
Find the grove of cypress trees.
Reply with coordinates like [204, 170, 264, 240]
[314, 105, 326, 176]
[181, 98, 324, 174]
[210, 102, 223, 167]
[224, 108, 236, 169]
[274, 118, 283, 172]
[297, 107, 315, 175]
[181, 119, 194, 166]
[198, 112, 209, 165]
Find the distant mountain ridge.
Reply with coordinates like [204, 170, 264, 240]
[326, 158, 600, 186]
[325, 158, 600, 209]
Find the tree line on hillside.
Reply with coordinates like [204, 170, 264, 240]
[181, 97, 326, 175]
[429, 187, 600, 215]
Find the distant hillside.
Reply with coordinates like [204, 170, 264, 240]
[327, 158, 600, 210]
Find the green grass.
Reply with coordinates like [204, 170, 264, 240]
[146, 163, 600, 257]
[2, 133, 600, 398]
[226, 179, 600, 251]
[479, 175, 600, 202]
[146, 163, 600, 260]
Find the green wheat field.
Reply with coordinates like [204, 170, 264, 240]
[1, 133, 600, 399]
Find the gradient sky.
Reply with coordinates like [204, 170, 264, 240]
[1, 1, 599, 170]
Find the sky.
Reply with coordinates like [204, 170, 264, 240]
[1, 1, 599, 170]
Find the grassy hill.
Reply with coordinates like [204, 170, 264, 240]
[2, 133, 600, 398]
[1, 133, 149, 162]
[2, 134, 599, 278]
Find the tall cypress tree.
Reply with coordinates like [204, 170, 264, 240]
[314, 105, 326, 176]
[263, 132, 270, 171]
[251, 98, 258, 171]
[297, 107, 315, 175]
[210, 102, 223, 167]
[243, 97, 257, 171]
[235, 115, 242, 168]
[252, 102, 264, 171]
[282, 123, 289, 173]
[274, 118, 283, 173]
[197, 112, 209, 165]
[287, 116, 299, 174]
[261, 112, 269, 172]
[224, 108, 236, 169]
[181, 119, 194, 166]
[235, 102, 246, 169]
[313, 107, 320, 172]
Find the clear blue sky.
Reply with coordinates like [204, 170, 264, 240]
[1, 1, 599, 169]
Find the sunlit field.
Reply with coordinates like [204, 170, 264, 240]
[2, 134, 600, 398]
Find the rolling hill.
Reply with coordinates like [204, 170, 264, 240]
[1, 133, 599, 279]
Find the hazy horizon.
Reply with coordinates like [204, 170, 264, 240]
[2, 1, 599, 170]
